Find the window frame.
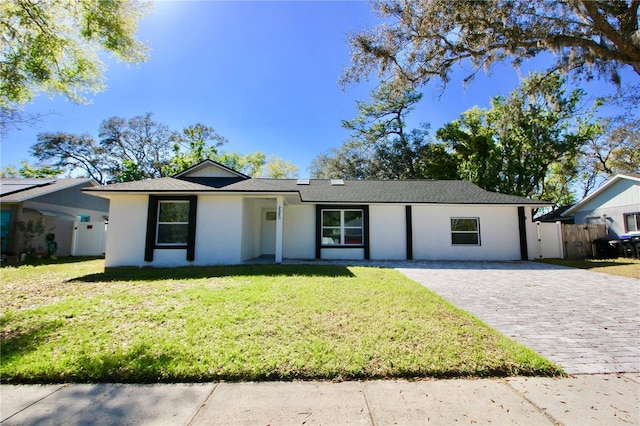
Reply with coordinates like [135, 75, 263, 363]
[315, 205, 369, 259]
[450, 217, 481, 246]
[145, 195, 197, 262]
[624, 212, 640, 233]
[321, 209, 364, 246]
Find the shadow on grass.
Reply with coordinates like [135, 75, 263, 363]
[0, 319, 64, 367]
[69, 263, 355, 283]
[536, 258, 639, 269]
[0, 256, 104, 268]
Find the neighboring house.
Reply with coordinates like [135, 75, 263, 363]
[1, 178, 110, 256]
[85, 160, 552, 267]
[562, 174, 640, 239]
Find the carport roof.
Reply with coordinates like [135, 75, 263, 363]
[84, 176, 550, 206]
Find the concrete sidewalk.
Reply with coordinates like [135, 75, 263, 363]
[2, 374, 639, 425]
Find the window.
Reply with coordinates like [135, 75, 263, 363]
[145, 195, 197, 262]
[624, 212, 640, 233]
[78, 214, 90, 223]
[451, 218, 480, 245]
[156, 201, 190, 245]
[322, 209, 363, 245]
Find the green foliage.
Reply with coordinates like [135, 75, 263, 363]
[342, 0, 640, 91]
[0, 0, 150, 107]
[310, 82, 455, 179]
[29, 113, 299, 182]
[436, 72, 601, 203]
[163, 123, 228, 176]
[0, 260, 561, 382]
[261, 156, 299, 179]
[0, 160, 61, 178]
[579, 88, 640, 196]
[14, 218, 45, 253]
[213, 151, 266, 177]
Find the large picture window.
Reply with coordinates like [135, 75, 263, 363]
[157, 200, 190, 245]
[624, 212, 640, 232]
[322, 209, 363, 245]
[451, 218, 480, 245]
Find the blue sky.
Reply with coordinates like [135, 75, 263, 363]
[1, 1, 633, 176]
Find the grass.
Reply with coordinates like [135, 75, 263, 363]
[536, 257, 640, 279]
[1, 258, 561, 383]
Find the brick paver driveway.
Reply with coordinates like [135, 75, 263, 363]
[395, 261, 640, 375]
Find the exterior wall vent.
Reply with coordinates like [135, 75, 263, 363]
[330, 179, 344, 186]
[296, 178, 310, 185]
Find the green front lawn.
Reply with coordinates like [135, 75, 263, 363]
[1, 259, 561, 383]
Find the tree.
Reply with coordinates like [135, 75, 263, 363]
[342, 0, 640, 91]
[436, 72, 600, 203]
[261, 156, 299, 179]
[579, 89, 640, 196]
[31, 132, 107, 183]
[213, 151, 266, 177]
[98, 113, 174, 182]
[0, 160, 62, 178]
[1, 0, 150, 107]
[310, 82, 455, 180]
[164, 123, 228, 175]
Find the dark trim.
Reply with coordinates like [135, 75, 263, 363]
[518, 207, 528, 260]
[315, 205, 370, 260]
[144, 195, 158, 262]
[186, 195, 197, 261]
[144, 195, 198, 263]
[405, 205, 413, 260]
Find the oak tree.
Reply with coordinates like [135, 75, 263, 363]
[343, 0, 640, 90]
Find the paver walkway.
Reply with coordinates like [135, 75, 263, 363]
[395, 261, 640, 375]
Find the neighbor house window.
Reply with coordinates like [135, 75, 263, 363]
[321, 209, 363, 245]
[451, 218, 480, 245]
[624, 212, 640, 233]
[78, 214, 90, 222]
[156, 200, 190, 245]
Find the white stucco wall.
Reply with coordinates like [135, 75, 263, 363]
[282, 204, 315, 259]
[321, 247, 365, 260]
[193, 196, 243, 265]
[369, 205, 406, 260]
[104, 194, 148, 267]
[412, 205, 522, 261]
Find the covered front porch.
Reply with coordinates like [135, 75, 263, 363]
[240, 196, 287, 263]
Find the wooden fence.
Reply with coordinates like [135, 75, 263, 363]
[561, 224, 609, 259]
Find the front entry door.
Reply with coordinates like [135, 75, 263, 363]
[261, 209, 276, 255]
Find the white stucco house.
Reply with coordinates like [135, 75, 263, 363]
[85, 160, 552, 267]
[562, 174, 640, 239]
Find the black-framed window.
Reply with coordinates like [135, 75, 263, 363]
[145, 195, 197, 262]
[624, 212, 640, 232]
[321, 209, 364, 246]
[451, 217, 480, 245]
[315, 205, 369, 259]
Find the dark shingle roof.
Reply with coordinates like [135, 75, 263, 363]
[85, 177, 549, 205]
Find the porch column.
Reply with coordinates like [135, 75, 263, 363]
[275, 196, 284, 263]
